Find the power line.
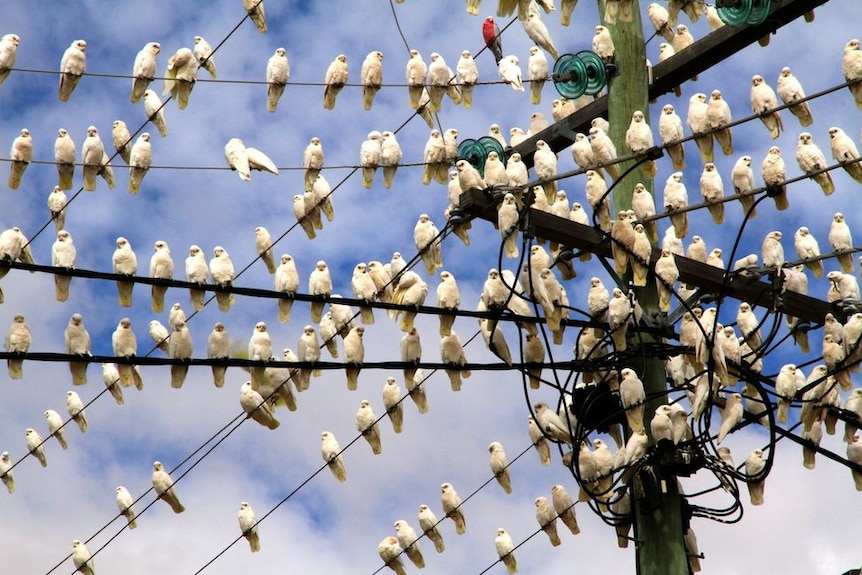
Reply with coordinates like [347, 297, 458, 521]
[0, 259, 603, 329]
[40, 326, 498, 575]
[368, 443, 536, 575]
[0, 350, 614, 373]
[3, 75, 857, 184]
[194, 368, 445, 573]
[0, 157, 437, 172]
[6, 65, 540, 89]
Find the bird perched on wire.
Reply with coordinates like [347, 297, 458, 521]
[393, 519, 424, 569]
[207, 322, 230, 388]
[355, 399, 382, 455]
[378, 536, 407, 575]
[321, 430, 347, 481]
[131, 41, 161, 104]
[828, 126, 862, 183]
[731, 155, 757, 218]
[72, 540, 94, 575]
[112, 236, 137, 308]
[527, 46, 548, 105]
[379, 376, 403, 434]
[265, 47, 289, 112]
[405, 49, 427, 109]
[533, 139, 558, 201]
[322, 54, 348, 110]
[523, 10, 559, 60]
[648, 3, 675, 42]
[589, 126, 620, 181]
[761, 230, 785, 270]
[761, 146, 788, 211]
[611, 210, 635, 276]
[776, 66, 813, 127]
[303, 136, 324, 190]
[51, 229, 76, 302]
[699, 162, 725, 224]
[687, 92, 712, 164]
[456, 50, 479, 108]
[560, 0, 577, 25]
[750, 74, 783, 140]
[707, 89, 733, 157]
[427, 52, 462, 112]
[495, 528, 518, 574]
[163, 47, 198, 110]
[54, 128, 76, 190]
[796, 132, 834, 195]
[0, 33, 21, 93]
[357, 50, 383, 111]
[842, 38, 862, 109]
[483, 17, 504, 64]
[210, 245, 235, 312]
[144, 89, 168, 138]
[240, 380, 280, 429]
[342, 325, 365, 390]
[244, 0, 267, 32]
[112, 121, 133, 170]
[58, 39, 87, 102]
[570, 131, 596, 172]
[439, 330, 469, 391]
[152, 461, 185, 513]
[115, 485, 137, 529]
[272, 254, 298, 324]
[62, 313, 91, 386]
[744, 449, 766, 505]
[488, 441, 513, 495]
[62, 391, 88, 436]
[498, 54, 524, 91]
[128, 132, 153, 193]
[631, 183, 657, 241]
[422, 129, 449, 188]
[625, 110, 657, 178]
[654, 249, 679, 313]
[828, 212, 854, 273]
[793, 226, 823, 278]
[8, 128, 32, 190]
[168, 321, 193, 388]
[663, 171, 688, 238]
[80, 126, 105, 191]
[5, 314, 31, 380]
[193, 35, 216, 78]
[413, 214, 443, 275]
[441, 482, 467, 534]
[238, 501, 260, 552]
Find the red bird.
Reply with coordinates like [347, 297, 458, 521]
[483, 16, 503, 64]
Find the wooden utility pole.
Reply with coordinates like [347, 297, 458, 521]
[601, 3, 689, 574]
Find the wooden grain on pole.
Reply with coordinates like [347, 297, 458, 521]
[601, 3, 689, 574]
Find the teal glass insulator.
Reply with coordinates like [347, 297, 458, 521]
[552, 53, 588, 99]
[576, 50, 608, 96]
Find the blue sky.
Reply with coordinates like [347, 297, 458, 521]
[0, 1, 860, 574]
